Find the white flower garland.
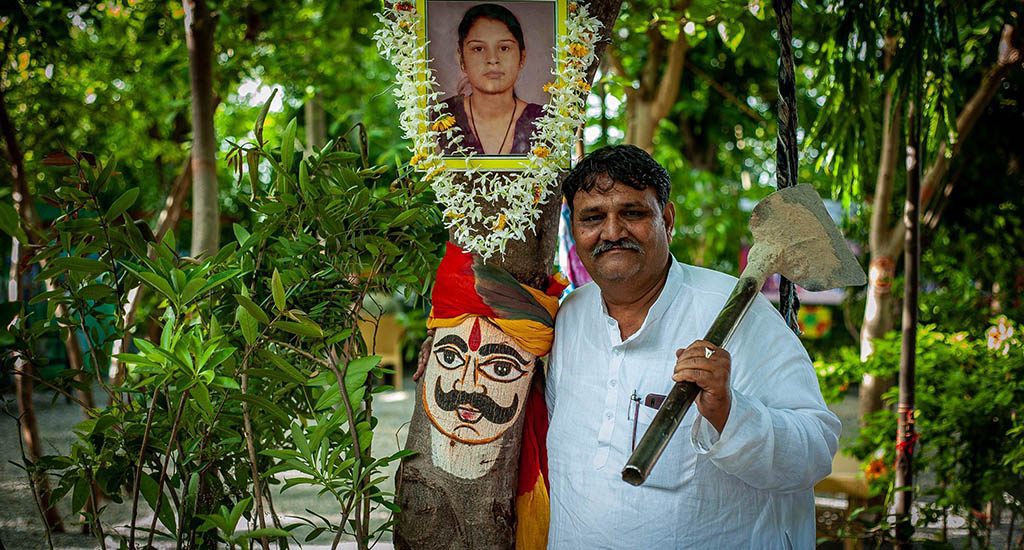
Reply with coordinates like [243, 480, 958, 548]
[374, 1, 601, 259]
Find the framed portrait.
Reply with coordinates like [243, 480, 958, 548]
[417, 0, 568, 170]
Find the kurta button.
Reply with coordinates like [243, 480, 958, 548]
[609, 379, 617, 387]
[605, 411, 613, 419]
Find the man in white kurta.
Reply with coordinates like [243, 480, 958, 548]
[546, 145, 839, 549]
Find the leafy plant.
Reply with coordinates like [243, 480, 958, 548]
[7, 103, 443, 547]
[815, 319, 1024, 546]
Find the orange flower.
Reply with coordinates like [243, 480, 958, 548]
[568, 2, 578, 13]
[568, 43, 589, 57]
[532, 185, 544, 205]
[410, 152, 426, 165]
[543, 81, 557, 93]
[532, 146, 551, 158]
[395, 2, 415, 11]
[864, 458, 888, 481]
[576, 79, 592, 93]
[431, 115, 456, 132]
[493, 214, 508, 231]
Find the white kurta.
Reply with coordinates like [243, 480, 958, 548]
[545, 259, 840, 549]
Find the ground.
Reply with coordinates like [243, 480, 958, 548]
[1, 375, 1018, 548]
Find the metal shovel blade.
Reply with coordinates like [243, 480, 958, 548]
[622, 183, 865, 487]
[749, 184, 866, 291]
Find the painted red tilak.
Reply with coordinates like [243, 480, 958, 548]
[469, 318, 481, 351]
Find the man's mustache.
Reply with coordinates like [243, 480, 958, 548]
[433, 377, 520, 425]
[592, 239, 643, 258]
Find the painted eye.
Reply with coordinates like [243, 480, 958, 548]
[478, 359, 526, 383]
[434, 347, 465, 370]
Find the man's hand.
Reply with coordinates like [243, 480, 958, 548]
[672, 340, 732, 433]
[412, 329, 435, 382]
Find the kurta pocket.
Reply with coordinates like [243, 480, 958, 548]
[632, 405, 698, 490]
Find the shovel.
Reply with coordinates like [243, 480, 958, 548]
[621, 183, 866, 486]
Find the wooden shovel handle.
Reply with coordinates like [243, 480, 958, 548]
[622, 276, 761, 486]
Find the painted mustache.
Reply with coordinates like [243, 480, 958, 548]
[592, 239, 643, 258]
[433, 377, 520, 425]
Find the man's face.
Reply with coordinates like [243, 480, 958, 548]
[571, 176, 675, 286]
[423, 317, 536, 444]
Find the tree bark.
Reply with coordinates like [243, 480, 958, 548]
[394, 2, 623, 547]
[858, 23, 1020, 420]
[614, 0, 692, 152]
[305, 92, 327, 151]
[184, 0, 220, 258]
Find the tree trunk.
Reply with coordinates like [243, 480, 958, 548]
[858, 23, 1020, 420]
[619, 3, 691, 152]
[305, 92, 327, 150]
[394, 2, 623, 547]
[184, 0, 220, 258]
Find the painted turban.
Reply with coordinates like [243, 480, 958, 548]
[427, 242, 567, 357]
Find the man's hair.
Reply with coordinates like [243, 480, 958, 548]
[562, 145, 671, 212]
[457, 4, 526, 54]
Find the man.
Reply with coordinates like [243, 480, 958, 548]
[546, 145, 840, 548]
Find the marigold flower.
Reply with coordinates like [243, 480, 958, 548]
[431, 115, 456, 132]
[532, 185, 544, 205]
[568, 43, 589, 57]
[394, 2, 415, 11]
[576, 79, 592, 93]
[543, 81, 557, 93]
[532, 146, 551, 158]
[410, 152, 426, 165]
[494, 214, 508, 231]
[568, 2, 578, 13]
[864, 458, 888, 481]
[444, 210, 465, 220]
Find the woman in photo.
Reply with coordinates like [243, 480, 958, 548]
[438, 3, 543, 156]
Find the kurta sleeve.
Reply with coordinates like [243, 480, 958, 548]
[689, 295, 840, 493]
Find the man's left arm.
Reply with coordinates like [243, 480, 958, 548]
[675, 301, 840, 493]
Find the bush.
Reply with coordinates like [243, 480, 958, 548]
[8, 110, 443, 546]
[815, 318, 1024, 546]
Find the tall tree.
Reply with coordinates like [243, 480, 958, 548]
[184, 0, 220, 258]
[809, 1, 1022, 418]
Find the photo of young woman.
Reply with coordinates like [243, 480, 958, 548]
[427, 2, 556, 158]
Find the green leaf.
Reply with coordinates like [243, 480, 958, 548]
[50, 256, 109, 276]
[72, 476, 89, 514]
[233, 223, 251, 246]
[257, 350, 307, 384]
[234, 393, 290, 423]
[140, 474, 176, 533]
[280, 118, 297, 171]
[0, 202, 29, 243]
[237, 306, 259, 346]
[192, 383, 214, 420]
[106, 187, 139, 221]
[274, 320, 323, 339]
[254, 88, 279, 145]
[271, 269, 285, 312]
[389, 208, 420, 228]
[234, 294, 270, 325]
[77, 283, 114, 301]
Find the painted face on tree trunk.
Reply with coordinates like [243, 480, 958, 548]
[423, 317, 536, 444]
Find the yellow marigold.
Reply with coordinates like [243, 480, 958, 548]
[409, 152, 426, 165]
[542, 81, 557, 93]
[576, 79, 592, 93]
[444, 210, 465, 220]
[398, 20, 411, 29]
[532, 146, 551, 158]
[494, 214, 508, 231]
[532, 185, 544, 205]
[424, 165, 445, 181]
[568, 2, 578, 13]
[431, 115, 456, 132]
[568, 43, 589, 57]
